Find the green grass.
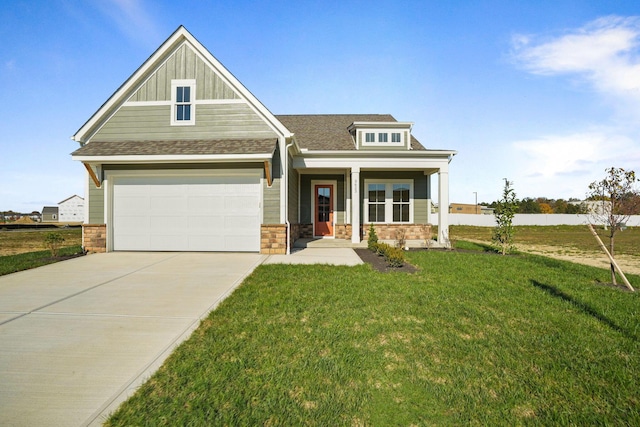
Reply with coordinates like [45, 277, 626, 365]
[106, 251, 640, 426]
[448, 225, 640, 256]
[0, 245, 84, 276]
[0, 227, 82, 256]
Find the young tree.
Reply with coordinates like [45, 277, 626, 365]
[492, 179, 519, 255]
[587, 167, 639, 285]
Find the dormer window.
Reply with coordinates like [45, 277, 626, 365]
[348, 121, 413, 150]
[171, 79, 196, 125]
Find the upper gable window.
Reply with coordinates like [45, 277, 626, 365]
[171, 79, 196, 126]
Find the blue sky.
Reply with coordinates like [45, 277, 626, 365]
[2, 0, 640, 213]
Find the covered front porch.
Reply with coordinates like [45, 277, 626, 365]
[288, 153, 453, 249]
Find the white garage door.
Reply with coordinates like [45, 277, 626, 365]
[112, 175, 261, 252]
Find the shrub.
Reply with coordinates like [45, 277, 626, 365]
[43, 232, 65, 257]
[384, 246, 405, 268]
[367, 224, 378, 250]
[368, 241, 406, 268]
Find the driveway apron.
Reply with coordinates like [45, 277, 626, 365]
[0, 252, 265, 426]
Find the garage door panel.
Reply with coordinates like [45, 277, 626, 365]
[116, 215, 149, 231]
[225, 215, 259, 233]
[149, 216, 184, 231]
[150, 235, 188, 251]
[113, 174, 260, 252]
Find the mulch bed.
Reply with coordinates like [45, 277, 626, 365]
[354, 248, 418, 273]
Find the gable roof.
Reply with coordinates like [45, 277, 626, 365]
[58, 195, 83, 204]
[72, 26, 291, 143]
[276, 114, 426, 151]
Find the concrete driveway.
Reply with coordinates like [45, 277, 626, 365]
[0, 252, 265, 426]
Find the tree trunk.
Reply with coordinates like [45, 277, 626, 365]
[609, 231, 617, 285]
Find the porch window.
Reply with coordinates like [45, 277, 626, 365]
[393, 184, 410, 222]
[368, 184, 386, 222]
[366, 181, 413, 223]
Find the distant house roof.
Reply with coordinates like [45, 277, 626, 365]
[58, 195, 84, 204]
[275, 114, 426, 151]
[71, 139, 278, 157]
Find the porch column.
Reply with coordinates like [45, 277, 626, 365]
[351, 167, 361, 243]
[438, 167, 450, 247]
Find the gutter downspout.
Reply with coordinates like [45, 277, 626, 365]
[284, 139, 295, 255]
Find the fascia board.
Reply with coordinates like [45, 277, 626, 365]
[349, 121, 414, 129]
[299, 150, 457, 157]
[292, 156, 453, 170]
[72, 153, 272, 164]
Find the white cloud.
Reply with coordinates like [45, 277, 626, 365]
[506, 16, 640, 199]
[511, 130, 640, 199]
[512, 16, 640, 97]
[93, 0, 162, 47]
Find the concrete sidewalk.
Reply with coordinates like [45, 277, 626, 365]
[0, 252, 265, 427]
[264, 247, 363, 266]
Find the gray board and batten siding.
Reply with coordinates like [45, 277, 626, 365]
[129, 44, 239, 103]
[86, 42, 278, 143]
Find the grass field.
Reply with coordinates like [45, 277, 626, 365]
[448, 225, 640, 256]
[105, 246, 640, 426]
[0, 227, 82, 256]
[0, 227, 84, 275]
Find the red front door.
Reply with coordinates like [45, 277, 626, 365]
[314, 185, 333, 237]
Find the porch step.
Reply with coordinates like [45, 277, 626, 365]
[293, 238, 367, 248]
[293, 238, 440, 249]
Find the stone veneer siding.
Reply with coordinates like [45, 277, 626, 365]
[363, 224, 432, 241]
[335, 224, 352, 240]
[261, 224, 287, 254]
[83, 224, 107, 253]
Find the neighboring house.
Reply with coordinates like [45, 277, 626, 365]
[42, 206, 59, 222]
[58, 195, 85, 223]
[71, 26, 456, 254]
[449, 203, 492, 215]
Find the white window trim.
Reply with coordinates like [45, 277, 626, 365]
[360, 130, 404, 147]
[171, 79, 196, 126]
[364, 179, 414, 224]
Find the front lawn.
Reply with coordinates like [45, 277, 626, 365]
[106, 248, 640, 425]
[0, 245, 84, 276]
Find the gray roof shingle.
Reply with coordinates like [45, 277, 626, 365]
[71, 139, 278, 157]
[275, 114, 426, 151]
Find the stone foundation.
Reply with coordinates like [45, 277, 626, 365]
[261, 224, 287, 254]
[295, 223, 314, 239]
[83, 224, 107, 253]
[363, 224, 432, 242]
[335, 224, 353, 240]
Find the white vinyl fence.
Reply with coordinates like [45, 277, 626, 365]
[431, 214, 640, 227]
